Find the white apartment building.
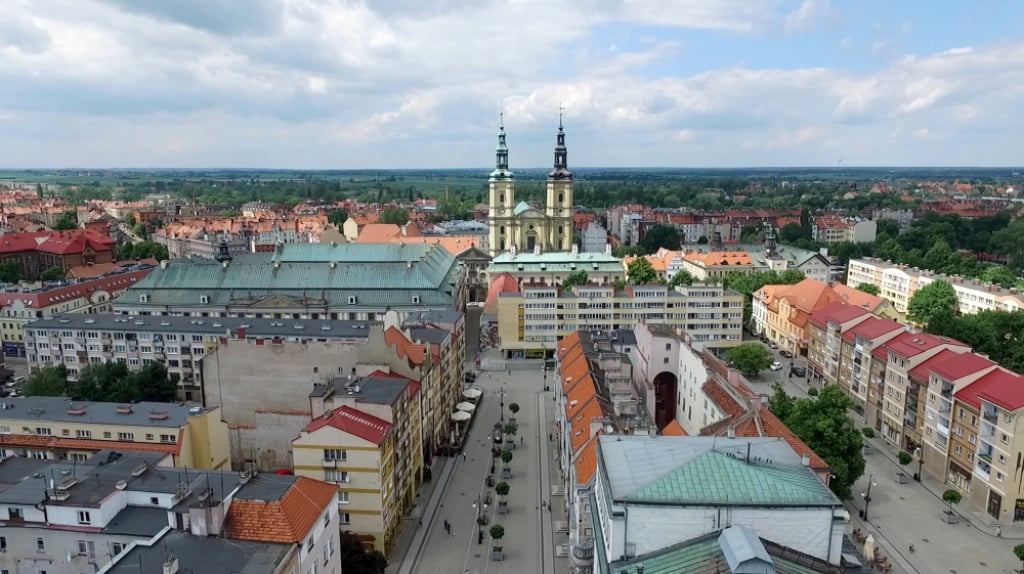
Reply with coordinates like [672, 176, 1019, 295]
[848, 258, 1024, 315]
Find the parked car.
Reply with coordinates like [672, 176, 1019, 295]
[769, 341, 778, 350]
[493, 422, 503, 444]
[770, 361, 783, 371]
[791, 366, 807, 378]
[779, 350, 793, 359]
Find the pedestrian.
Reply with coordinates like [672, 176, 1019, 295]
[462, 451, 467, 461]
[996, 526, 1003, 537]
[444, 519, 450, 534]
[520, 436, 524, 446]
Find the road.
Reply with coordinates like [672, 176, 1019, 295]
[409, 366, 562, 574]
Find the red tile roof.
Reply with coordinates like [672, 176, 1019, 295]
[809, 301, 870, 328]
[882, 332, 967, 360]
[956, 368, 1024, 411]
[702, 380, 746, 418]
[384, 326, 428, 365]
[305, 405, 392, 445]
[574, 433, 602, 485]
[225, 476, 338, 544]
[927, 351, 994, 382]
[662, 420, 688, 436]
[842, 316, 902, 343]
[0, 268, 151, 310]
[0, 230, 115, 255]
[484, 272, 520, 315]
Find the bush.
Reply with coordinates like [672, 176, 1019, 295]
[862, 427, 875, 438]
[898, 451, 913, 467]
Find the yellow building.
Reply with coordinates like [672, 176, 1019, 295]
[0, 396, 230, 469]
[294, 371, 424, 554]
[752, 279, 844, 356]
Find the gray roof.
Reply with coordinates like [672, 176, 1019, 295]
[102, 506, 170, 536]
[314, 375, 412, 405]
[403, 309, 464, 326]
[0, 396, 205, 428]
[719, 525, 774, 573]
[25, 313, 374, 339]
[115, 242, 463, 309]
[408, 327, 450, 345]
[106, 530, 292, 574]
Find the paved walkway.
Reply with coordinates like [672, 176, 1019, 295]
[389, 367, 565, 574]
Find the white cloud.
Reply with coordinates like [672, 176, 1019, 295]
[784, 0, 829, 34]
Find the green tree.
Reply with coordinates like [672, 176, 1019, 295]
[727, 343, 773, 376]
[129, 240, 169, 261]
[125, 214, 136, 227]
[131, 221, 148, 238]
[640, 224, 681, 254]
[668, 270, 695, 288]
[339, 531, 387, 574]
[508, 403, 520, 419]
[0, 261, 22, 283]
[768, 384, 865, 500]
[1012, 544, 1024, 573]
[53, 210, 79, 230]
[942, 488, 962, 515]
[856, 283, 880, 295]
[779, 222, 805, 243]
[982, 265, 1018, 289]
[500, 449, 513, 469]
[495, 481, 510, 500]
[490, 524, 505, 548]
[908, 280, 957, 326]
[119, 242, 134, 260]
[626, 257, 657, 284]
[328, 209, 349, 227]
[39, 266, 65, 281]
[133, 363, 179, 402]
[378, 207, 410, 226]
[221, 210, 239, 218]
[22, 365, 68, 397]
[561, 270, 589, 290]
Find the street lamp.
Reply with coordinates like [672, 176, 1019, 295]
[499, 384, 506, 422]
[473, 482, 487, 545]
[861, 474, 878, 521]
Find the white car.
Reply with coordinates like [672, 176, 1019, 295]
[770, 361, 783, 371]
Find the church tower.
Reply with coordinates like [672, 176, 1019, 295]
[545, 111, 574, 252]
[488, 114, 515, 256]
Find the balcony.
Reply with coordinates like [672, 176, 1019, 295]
[982, 409, 998, 424]
[976, 459, 992, 481]
[980, 421, 996, 440]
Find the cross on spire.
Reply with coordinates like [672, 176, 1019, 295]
[559, 104, 565, 130]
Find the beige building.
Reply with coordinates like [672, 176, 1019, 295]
[752, 279, 843, 356]
[294, 369, 424, 554]
[0, 396, 230, 469]
[847, 257, 1024, 315]
[488, 115, 574, 256]
[497, 283, 743, 358]
[488, 246, 624, 287]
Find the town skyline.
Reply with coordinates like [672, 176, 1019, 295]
[2, 1, 1023, 169]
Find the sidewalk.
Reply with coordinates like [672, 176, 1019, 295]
[386, 456, 457, 574]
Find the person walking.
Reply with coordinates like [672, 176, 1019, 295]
[462, 451, 467, 462]
[444, 520, 452, 535]
[520, 436, 524, 446]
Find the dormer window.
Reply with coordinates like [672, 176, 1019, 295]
[139, 294, 149, 303]
[348, 296, 357, 305]
[412, 295, 421, 304]
[200, 295, 209, 305]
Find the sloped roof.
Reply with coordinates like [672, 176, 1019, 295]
[808, 301, 870, 328]
[484, 272, 520, 315]
[305, 405, 392, 445]
[842, 316, 902, 343]
[662, 420, 688, 437]
[832, 283, 885, 311]
[574, 432, 603, 486]
[958, 368, 1024, 412]
[225, 476, 338, 544]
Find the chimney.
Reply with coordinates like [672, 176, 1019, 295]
[236, 327, 246, 339]
[801, 453, 811, 467]
[636, 564, 645, 574]
[726, 427, 736, 439]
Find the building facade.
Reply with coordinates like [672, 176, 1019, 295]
[488, 246, 624, 287]
[487, 114, 574, 256]
[752, 279, 843, 356]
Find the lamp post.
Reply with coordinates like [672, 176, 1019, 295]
[474, 483, 486, 545]
[861, 474, 878, 521]
[499, 384, 506, 422]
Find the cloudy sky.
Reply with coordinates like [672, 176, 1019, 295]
[2, 1, 1023, 169]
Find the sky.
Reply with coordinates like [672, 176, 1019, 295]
[2, 0, 1024, 169]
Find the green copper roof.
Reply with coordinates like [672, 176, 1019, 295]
[625, 450, 835, 506]
[512, 200, 532, 217]
[607, 534, 828, 574]
[489, 251, 623, 273]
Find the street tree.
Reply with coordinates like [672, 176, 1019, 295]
[626, 257, 657, 284]
[640, 224, 681, 254]
[856, 283, 880, 295]
[490, 524, 506, 559]
[942, 488, 962, 518]
[22, 365, 68, 397]
[726, 343, 773, 376]
[908, 279, 957, 326]
[768, 384, 865, 500]
[507, 403, 520, 421]
[378, 207, 409, 226]
[561, 270, 589, 290]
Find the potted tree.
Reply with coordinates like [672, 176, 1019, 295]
[942, 489, 962, 524]
[496, 481, 510, 515]
[1012, 543, 1024, 574]
[861, 427, 875, 455]
[501, 449, 514, 479]
[508, 402, 520, 424]
[490, 524, 505, 561]
[897, 451, 913, 484]
[504, 422, 518, 447]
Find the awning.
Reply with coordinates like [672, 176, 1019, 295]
[451, 411, 472, 422]
[463, 388, 483, 399]
[456, 401, 476, 412]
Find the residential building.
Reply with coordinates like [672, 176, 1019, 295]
[114, 242, 467, 319]
[24, 314, 377, 402]
[0, 229, 116, 280]
[847, 258, 1024, 315]
[487, 115, 575, 256]
[581, 221, 608, 253]
[296, 369, 423, 554]
[497, 282, 743, 358]
[0, 396, 230, 469]
[812, 216, 877, 244]
[678, 250, 756, 281]
[0, 451, 340, 574]
[487, 246, 624, 287]
[1, 267, 153, 357]
[831, 282, 900, 319]
[752, 279, 844, 356]
[949, 369, 1024, 522]
[200, 314, 459, 471]
[674, 238, 832, 283]
[872, 208, 915, 232]
[592, 435, 845, 572]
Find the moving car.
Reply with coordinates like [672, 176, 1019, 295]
[779, 350, 793, 359]
[770, 361, 783, 371]
[493, 422, 503, 444]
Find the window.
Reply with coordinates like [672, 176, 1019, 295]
[663, 357, 669, 364]
[9, 508, 23, 520]
[306, 537, 314, 552]
[200, 295, 209, 304]
[338, 491, 349, 504]
[160, 434, 177, 443]
[348, 296, 357, 305]
[340, 512, 351, 524]
[324, 470, 349, 483]
[0, 535, 6, 550]
[118, 432, 135, 440]
[112, 542, 124, 555]
[103, 431, 112, 438]
[35, 427, 52, 436]
[323, 546, 329, 565]
[36, 537, 45, 552]
[151, 497, 159, 505]
[77, 510, 91, 524]
[323, 449, 347, 461]
[77, 540, 95, 558]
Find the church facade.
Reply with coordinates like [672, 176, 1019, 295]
[487, 116, 575, 257]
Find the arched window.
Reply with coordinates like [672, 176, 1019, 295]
[499, 194, 505, 203]
[500, 226, 505, 234]
[500, 239, 506, 250]
[558, 193, 563, 203]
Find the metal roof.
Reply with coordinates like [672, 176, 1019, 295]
[106, 530, 292, 574]
[25, 313, 375, 339]
[0, 396, 202, 428]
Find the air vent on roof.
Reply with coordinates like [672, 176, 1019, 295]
[116, 405, 133, 415]
[131, 463, 148, 477]
[188, 406, 202, 415]
[67, 406, 86, 416]
[115, 480, 128, 490]
[58, 318, 70, 324]
[84, 319, 95, 324]
[212, 322, 222, 328]
[160, 321, 170, 326]
[321, 325, 331, 331]
[134, 320, 144, 326]
[294, 324, 304, 330]
[148, 411, 169, 420]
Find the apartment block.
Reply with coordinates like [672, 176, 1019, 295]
[1, 267, 152, 357]
[752, 279, 843, 356]
[847, 258, 1024, 315]
[24, 314, 376, 402]
[0, 396, 230, 469]
[0, 451, 340, 574]
[303, 370, 423, 555]
[497, 282, 743, 357]
[811, 217, 877, 244]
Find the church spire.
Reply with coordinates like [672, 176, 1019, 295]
[490, 111, 513, 181]
[548, 106, 572, 181]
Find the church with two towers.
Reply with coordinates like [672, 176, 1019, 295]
[487, 115, 575, 257]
